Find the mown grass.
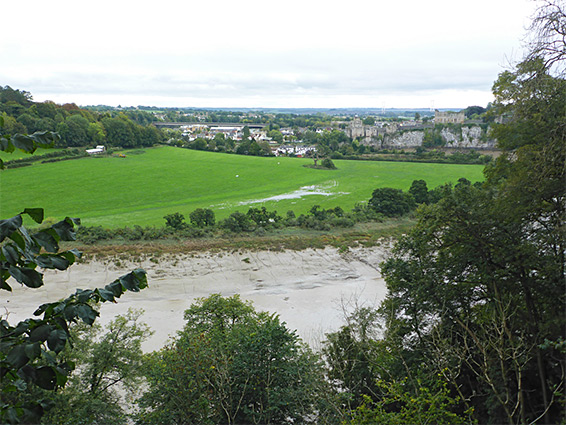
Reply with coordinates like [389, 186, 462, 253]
[1, 146, 485, 227]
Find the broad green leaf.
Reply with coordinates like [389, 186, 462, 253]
[60, 249, 81, 265]
[29, 324, 52, 343]
[47, 329, 67, 353]
[35, 366, 58, 390]
[96, 288, 116, 302]
[6, 344, 29, 369]
[34, 229, 60, 253]
[51, 218, 78, 242]
[76, 289, 94, 303]
[0, 275, 12, 291]
[33, 303, 52, 317]
[35, 254, 69, 271]
[21, 208, 44, 224]
[119, 269, 148, 292]
[24, 342, 42, 360]
[19, 226, 40, 256]
[12, 321, 31, 337]
[2, 244, 20, 266]
[55, 365, 71, 387]
[8, 231, 25, 250]
[8, 266, 43, 288]
[0, 214, 23, 242]
[30, 131, 58, 148]
[106, 280, 124, 297]
[11, 133, 36, 153]
[0, 136, 14, 153]
[76, 304, 99, 325]
[133, 268, 149, 289]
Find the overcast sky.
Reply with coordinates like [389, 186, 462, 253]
[2, 0, 537, 109]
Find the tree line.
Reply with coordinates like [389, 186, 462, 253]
[0, 89, 164, 149]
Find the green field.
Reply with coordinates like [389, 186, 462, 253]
[1, 146, 485, 227]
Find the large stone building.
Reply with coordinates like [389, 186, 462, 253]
[345, 117, 380, 142]
[434, 110, 465, 124]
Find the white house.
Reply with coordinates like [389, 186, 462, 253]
[86, 145, 105, 155]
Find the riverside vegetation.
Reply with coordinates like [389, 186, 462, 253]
[1, 2, 565, 423]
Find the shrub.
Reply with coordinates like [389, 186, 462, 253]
[368, 187, 415, 217]
[321, 158, 337, 169]
[163, 212, 187, 230]
[189, 208, 215, 228]
[220, 211, 253, 233]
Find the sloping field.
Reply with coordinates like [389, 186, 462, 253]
[1, 146, 485, 227]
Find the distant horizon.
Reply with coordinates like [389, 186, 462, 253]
[35, 99, 470, 114]
[28, 91, 492, 112]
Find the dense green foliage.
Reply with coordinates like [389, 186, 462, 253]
[375, 56, 565, 424]
[2, 4, 562, 424]
[41, 309, 152, 425]
[0, 207, 148, 424]
[0, 87, 164, 150]
[136, 295, 325, 425]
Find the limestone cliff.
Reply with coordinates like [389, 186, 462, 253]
[368, 125, 496, 149]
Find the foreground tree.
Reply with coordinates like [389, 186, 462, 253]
[42, 309, 152, 425]
[136, 294, 325, 425]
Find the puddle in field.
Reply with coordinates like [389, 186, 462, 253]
[239, 181, 349, 206]
[212, 181, 349, 209]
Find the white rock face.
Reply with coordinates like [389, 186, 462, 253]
[443, 126, 495, 148]
[376, 126, 495, 149]
[383, 131, 424, 147]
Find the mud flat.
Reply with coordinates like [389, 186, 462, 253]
[1, 246, 390, 351]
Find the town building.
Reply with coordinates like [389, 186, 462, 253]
[434, 110, 465, 124]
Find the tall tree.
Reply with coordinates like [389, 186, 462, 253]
[379, 7, 566, 423]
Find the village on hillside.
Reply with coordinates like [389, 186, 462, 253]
[150, 109, 494, 157]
